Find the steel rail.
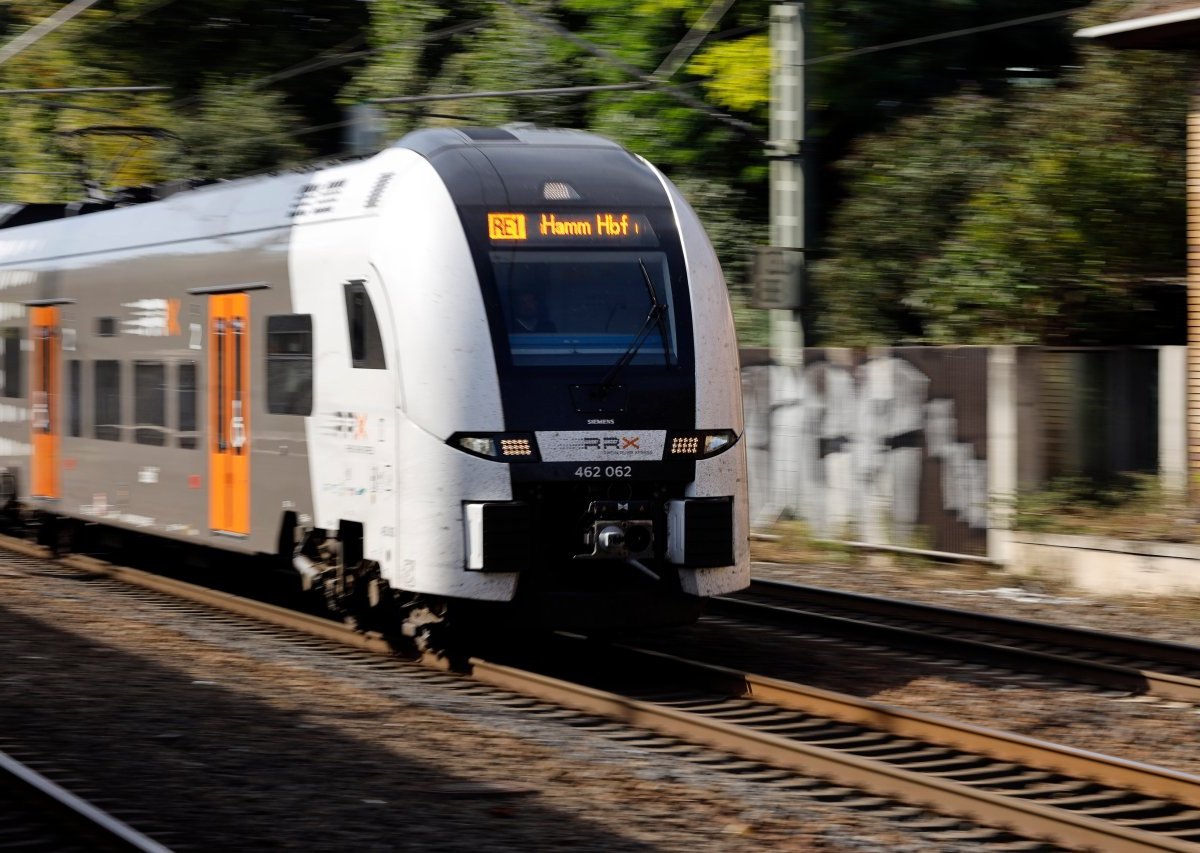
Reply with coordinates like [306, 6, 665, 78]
[710, 579, 1200, 703]
[0, 750, 172, 852]
[746, 578, 1200, 668]
[0, 535, 393, 656]
[7, 537, 1200, 850]
[590, 641, 1200, 808]
[472, 641, 1200, 852]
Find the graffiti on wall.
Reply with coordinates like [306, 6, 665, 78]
[742, 348, 989, 556]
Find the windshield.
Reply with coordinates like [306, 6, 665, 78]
[492, 250, 676, 368]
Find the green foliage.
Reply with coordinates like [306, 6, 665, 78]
[1, 0, 1193, 350]
[93, 0, 370, 148]
[343, 0, 771, 341]
[420, 1, 589, 129]
[671, 175, 769, 345]
[171, 83, 312, 179]
[0, 2, 170, 199]
[0, 0, 366, 196]
[816, 38, 1191, 345]
[340, 0, 452, 138]
[688, 34, 768, 115]
[750, 520, 859, 568]
[814, 92, 1014, 344]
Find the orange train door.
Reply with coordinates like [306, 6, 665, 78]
[208, 293, 250, 535]
[30, 306, 60, 500]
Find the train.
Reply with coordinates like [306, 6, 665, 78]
[0, 125, 749, 640]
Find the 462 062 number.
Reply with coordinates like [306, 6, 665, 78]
[574, 465, 633, 478]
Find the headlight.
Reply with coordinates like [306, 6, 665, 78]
[448, 432, 540, 461]
[666, 429, 739, 459]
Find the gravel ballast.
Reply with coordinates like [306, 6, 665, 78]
[1, 557, 980, 852]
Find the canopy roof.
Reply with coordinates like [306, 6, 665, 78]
[1075, 2, 1200, 48]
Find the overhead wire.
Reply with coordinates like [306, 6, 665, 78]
[652, 0, 738, 81]
[803, 7, 1090, 66]
[169, 18, 489, 111]
[2, 2, 1096, 185]
[370, 82, 650, 105]
[87, 0, 186, 35]
[0, 0, 105, 67]
[481, 2, 1091, 144]
[490, 0, 762, 141]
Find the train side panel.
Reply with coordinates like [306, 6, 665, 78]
[0, 180, 319, 556]
[658, 171, 751, 596]
[285, 166, 399, 585]
[368, 149, 517, 601]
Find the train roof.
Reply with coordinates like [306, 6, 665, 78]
[0, 125, 632, 233]
[395, 125, 625, 156]
[394, 125, 665, 209]
[0, 125, 667, 267]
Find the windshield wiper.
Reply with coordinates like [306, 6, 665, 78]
[600, 258, 670, 390]
[640, 257, 672, 369]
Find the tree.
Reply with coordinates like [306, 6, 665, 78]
[814, 4, 1191, 345]
[0, 1, 174, 199]
[0, 0, 371, 201]
[170, 83, 312, 179]
[91, 0, 370, 154]
[344, 1, 771, 324]
[813, 92, 1016, 344]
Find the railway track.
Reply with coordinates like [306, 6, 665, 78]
[7, 539, 1200, 850]
[497, 637, 1200, 851]
[710, 579, 1200, 704]
[0, 748, 171, 852]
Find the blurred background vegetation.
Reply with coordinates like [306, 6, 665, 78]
[0, 0, 1189, 347]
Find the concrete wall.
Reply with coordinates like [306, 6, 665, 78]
[1004, 530, 1200, 596]
[743, 346, 990, 556]
[743, 345, 1183, 563]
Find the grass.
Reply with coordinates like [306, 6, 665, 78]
[750, 522, 859, 567]
[750, 520, 987, 573]
[1013, 473, 1200, 544]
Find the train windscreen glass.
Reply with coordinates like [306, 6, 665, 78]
[491, 250, 677, 368]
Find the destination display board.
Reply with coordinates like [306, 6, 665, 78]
[487, 211, 658, 246]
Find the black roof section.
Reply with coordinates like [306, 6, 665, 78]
[394, 125, 668, 209]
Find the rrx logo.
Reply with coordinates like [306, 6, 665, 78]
[572, 436, 640, 450]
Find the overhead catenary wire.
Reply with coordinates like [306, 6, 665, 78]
[0, 86, 169, 96]
[169, 18, 489, 112]
[803, 7, 1090, 66]
[1, 2, 1098, 189]
[86, 0, 185, 35]
[490, 0, 762, 141]
[652, 0, 738, 81]
[480, 2, 1092, 142]
[0, 0, 105, 67]
[256, 17, 490, 87]
[370, 82, 650, 105]
[12, 97, 123, 117]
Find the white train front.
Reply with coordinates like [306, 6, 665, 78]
[0, 125, 750, 630]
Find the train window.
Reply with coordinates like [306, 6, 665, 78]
[492, 251, 677, 368]
[134, 361, 166, 446]
[266, 314, 312, 415]
[178, 361, 197, 449]
[1, 328, 20, 398]
[343, 281, 386, 369]
[94, 360, 121, 441]
[68, 360, 81, 437]
[96, 317, 116, 337]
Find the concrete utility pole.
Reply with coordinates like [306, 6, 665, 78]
[767, 2, 805, 366]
